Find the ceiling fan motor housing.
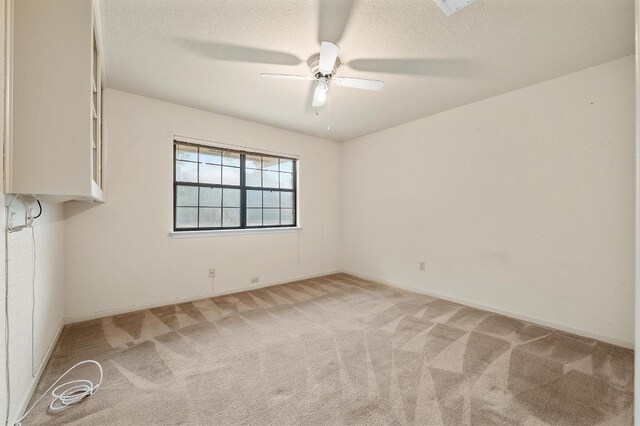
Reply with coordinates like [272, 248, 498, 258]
[307, 53, 340, 78]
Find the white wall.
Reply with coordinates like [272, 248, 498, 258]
[0, 0, 7, 422]
[341, 56, 635, 347]
[64, 89, 342, 321]
[6, 199, 65, 422]
[2, 2, 66, 423]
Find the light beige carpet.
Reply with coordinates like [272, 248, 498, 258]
[25, 273, 633, 425]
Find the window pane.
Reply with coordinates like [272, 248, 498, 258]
[175, 144, 297, 232]
[247, 190, 262, 207]
[199, 208, 221, 228]
[176, 185, 198, 206]
[262, 156, 279, 171]
[222, 208, 240, 227]
[247, 208, 262, 226]
[200, 147, 222, 165]
[222, 166, 240, 185]
[280, 158, 293, 173]
[223, 152, 241, 167]
[263, 209, 279, 226]
[176, 144, 198, 161]
[281, 209, 294, 225]
[200, 163, 221, 184]
[176, 207, 197, 228]
[223, 188, 240, 207]
[176, 160, 197, 182]
[263, 171, 279, 188]
[281, 192, 294, 208]
[263, 190, 279, 208]
[246, 154, 261, 169]
[245, 168, 261, 187]
[280, 172, 293, 189]
[200, 187, 221, 207]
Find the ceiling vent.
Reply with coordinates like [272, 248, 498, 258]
[432, 0, 476, 16]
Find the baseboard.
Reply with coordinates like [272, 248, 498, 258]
[342, 270, 634, 350]
[65, 269, 342, 324]
[10, 317, 65, 425]
[64, 268, 633, 349]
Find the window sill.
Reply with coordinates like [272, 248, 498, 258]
[170, 227, 303, 239]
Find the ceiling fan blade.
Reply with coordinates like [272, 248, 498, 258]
[260, 73, 313, 81]
[180, 39, 302, 66]
[347, 58, 476, 77]
[312, 81, 328, 107]
[334, 77, 384, 91]
[318, 0, 355, 44]
[319, 42, 340, 74]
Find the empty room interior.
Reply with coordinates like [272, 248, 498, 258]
[1, 0, 639, 425]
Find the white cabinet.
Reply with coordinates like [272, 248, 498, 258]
[8, 0, 105, 201]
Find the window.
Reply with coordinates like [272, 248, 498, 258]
[173, 141, 297, 231]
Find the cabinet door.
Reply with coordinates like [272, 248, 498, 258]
[91, 25, 103, 188]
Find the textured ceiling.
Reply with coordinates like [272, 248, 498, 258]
[98, 0, 634, 142]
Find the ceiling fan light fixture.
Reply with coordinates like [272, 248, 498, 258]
[312, 78, 329, 107]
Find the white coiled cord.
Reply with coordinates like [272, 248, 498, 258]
[13, 360, 103, 426]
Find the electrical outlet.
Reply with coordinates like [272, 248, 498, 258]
[250, 277, 259, 284]
[209, 268, 216, 278]
[419, 261, 426, 271]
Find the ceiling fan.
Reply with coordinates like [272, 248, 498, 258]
[260, 41, 384, 108]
